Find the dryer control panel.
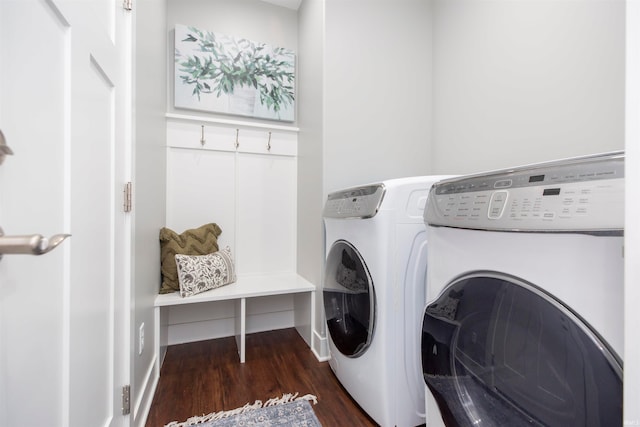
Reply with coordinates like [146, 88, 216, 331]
[425, 151, 624, 232]
[323, 184, 386, 219]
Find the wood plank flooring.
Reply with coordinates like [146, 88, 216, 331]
[145, 328, 377, 426]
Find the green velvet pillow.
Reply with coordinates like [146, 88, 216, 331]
[159, 223, 222, 294]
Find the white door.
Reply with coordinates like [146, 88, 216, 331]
[0, 1, 131, 426]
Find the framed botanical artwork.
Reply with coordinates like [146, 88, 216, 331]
[174, 24, 295, 122]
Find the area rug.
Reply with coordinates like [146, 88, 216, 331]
[165, 393, 321, 427]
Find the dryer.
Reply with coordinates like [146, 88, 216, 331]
[421, 151, 624, 426]
[323, 176, 452, 427]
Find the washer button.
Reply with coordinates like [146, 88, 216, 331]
[488, 191, 509, 219]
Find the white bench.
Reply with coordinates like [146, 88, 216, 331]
[154, 272, 315, 370]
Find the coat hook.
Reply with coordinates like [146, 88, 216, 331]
[200, 125, 206, 146]
[267, 132, 272, 152]
[0, 130, 14, 165]
[235, 129, 240, 149]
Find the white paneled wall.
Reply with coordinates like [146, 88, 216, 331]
[166, 148, 236, 248]
[236, 154, 297, 273]
[165, 116, 302, 345]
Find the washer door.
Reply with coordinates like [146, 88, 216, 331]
[323, 240, 375, 358]
[422, 272, 622, 426]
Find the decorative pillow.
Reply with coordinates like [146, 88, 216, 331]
[159, 223, 222, 294]
[175, 246, 237, 297]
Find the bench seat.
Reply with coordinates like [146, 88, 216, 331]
[154, 272, 315, 367]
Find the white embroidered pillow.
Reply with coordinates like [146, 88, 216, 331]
[175, 246, 236, 297]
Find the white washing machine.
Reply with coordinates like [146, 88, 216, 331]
[323, 176, 452, 427]
[421, 151, 624, 426]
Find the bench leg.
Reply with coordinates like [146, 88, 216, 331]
[155, 306, 169, 375]
[154, 306, 160, 376]
[234, 298, 246, 363]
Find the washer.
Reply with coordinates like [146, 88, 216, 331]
[323, 176, 452, 427]
[421, 151, 624, 427]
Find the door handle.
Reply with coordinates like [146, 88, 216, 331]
[0, 227, 70, 259]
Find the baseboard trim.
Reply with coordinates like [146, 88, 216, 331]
[134, 354, 159, 427]
[311, 329, 330, 362]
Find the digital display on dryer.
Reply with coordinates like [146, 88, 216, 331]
[543, 188, 561, 196]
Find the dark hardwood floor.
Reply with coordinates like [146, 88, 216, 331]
[145, 328, 378, 426]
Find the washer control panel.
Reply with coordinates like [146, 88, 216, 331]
[425, 152, 624, 231]
[323, 184, 386, 219]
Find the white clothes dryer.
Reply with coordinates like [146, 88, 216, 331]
[323, 176, 452, 427]
[421, 151, 624, 427]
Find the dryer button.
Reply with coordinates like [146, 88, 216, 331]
[494, 179, 513, 188]
[488, 190, 509, 219]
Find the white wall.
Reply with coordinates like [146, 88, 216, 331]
[625, 0, 640, 423]
[431, 0, 625, 175]
[297, 0, 326, 350]
[323, 0, 434, 192]
[133, 0, 167, 425]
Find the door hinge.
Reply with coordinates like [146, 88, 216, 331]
[122, 385, 131, 415]
[123, 0, 132, 11]
[123, 182, 132, 213]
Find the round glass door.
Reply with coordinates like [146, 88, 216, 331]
[323, 240, 375, 358]
[421, 272, 622, 426]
